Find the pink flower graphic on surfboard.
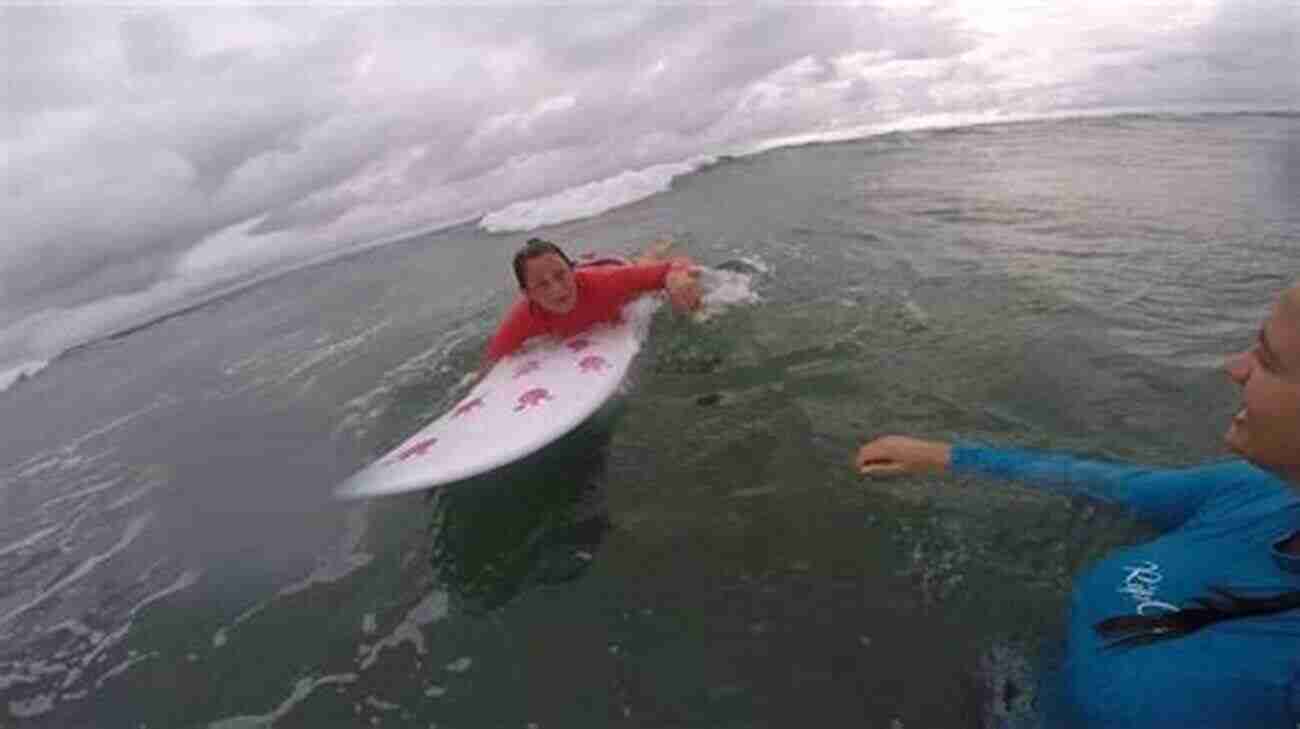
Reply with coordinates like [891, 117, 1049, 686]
[578, 355, 608, 374]
[514, 387, 553, 412]
[513, 360, 541, 379]
[452, 396, 484, 418]
[391, 436, 437, 464]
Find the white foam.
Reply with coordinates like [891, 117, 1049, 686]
[622, 293, 665, 338]
[78, 620, 122, 661]
[105, 481, 161, 511]
[357, 590, 449, 670]
[739, 106, 1180, 157]
[0, 359, 49, 393]
[39, 478, 123, 510]
[334, 316, 488, 440]
[0, 278, 214, 384]
[0, 524, 60, 558]
[64, 396, 175, 452]
[279, 319, 392, 388]
[8, 693, 55, 718]
[208, 541, 338, 650]
[901, 296, 930, 329]
[207, 673, 358, 729]
[480, 156, 716, 232]
[0, 513, 153, 627]
[364, 696, 399, 711]
[93, 651, 157, 689]
[15, 456, 62, 480]
[41, 619, 96, 639]
[692, 266, 763, 322]
[0, 666, 50, 692]
[128, 569, 201, 619]
[275, 507, 373, 597]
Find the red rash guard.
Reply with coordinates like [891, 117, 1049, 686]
[485, 261, 672, 362]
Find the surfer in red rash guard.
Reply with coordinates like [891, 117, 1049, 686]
[480, 237, 702, 371]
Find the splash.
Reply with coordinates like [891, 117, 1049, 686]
[692, 260, 766, 322]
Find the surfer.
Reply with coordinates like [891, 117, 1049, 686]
[853, 282, 1300, 726]
[481, 237, 703, 368]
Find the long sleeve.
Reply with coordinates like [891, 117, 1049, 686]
[950, 444, 1266, 531]
[484, 298, 539, 362]
[596, 261, 672, 299]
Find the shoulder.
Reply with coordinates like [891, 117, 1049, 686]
[1196, 459, 1299, 519]
[486, 296, 544, 359]
[1210, 458, 1295, 497]
[500, 295, 536, 323]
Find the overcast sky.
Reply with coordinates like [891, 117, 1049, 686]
[1, 1, 1297, 364]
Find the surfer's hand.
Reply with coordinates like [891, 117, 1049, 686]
[666, 266, 702, 313]
[855, 436, 951, 477]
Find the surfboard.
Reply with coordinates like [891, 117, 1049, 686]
[335, 295, 661, 499]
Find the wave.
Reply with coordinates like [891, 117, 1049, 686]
[479, 156, 717, 233]
[0, 359, 50, 394]
[476, 106, 1296, 237]
[742, 104, 1297, 155]
[10, 107, 1291, 387]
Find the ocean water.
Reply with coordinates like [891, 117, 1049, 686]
[1, 113, 1296, 728]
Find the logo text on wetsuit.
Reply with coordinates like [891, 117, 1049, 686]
[1118, 561, 1179, 616]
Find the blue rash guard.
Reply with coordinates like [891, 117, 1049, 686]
[951, 445, 1300, 729]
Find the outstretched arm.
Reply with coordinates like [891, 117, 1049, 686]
[633, 239, 702, 313]
[855, 435, 1248, 531]
[604, 258, 702, 314]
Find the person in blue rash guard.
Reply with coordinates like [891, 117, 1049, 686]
[854, 282, 1300, 729]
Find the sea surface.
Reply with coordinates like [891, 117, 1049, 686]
[1, 113, 1297, 728]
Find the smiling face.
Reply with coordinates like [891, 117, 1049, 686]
[1224, 285, 1300, 482]
[521, 252, 578, 315]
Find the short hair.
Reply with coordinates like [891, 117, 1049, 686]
[512, 238, 573, 289]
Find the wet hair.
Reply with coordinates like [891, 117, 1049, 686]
[512, 238, 573, 289]
[1095, 588, 1300, 649]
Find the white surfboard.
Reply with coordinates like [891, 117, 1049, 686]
[335, 296, 661, 499]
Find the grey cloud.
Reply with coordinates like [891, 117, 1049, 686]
[1062, 1, 1298, 111]
[4, 214, 218, 315]
[120, 12, 187, 75]
[1201, 0, 1299, 100]
[1, 7, 118, 119]
[433, 4, 968, 172]
[176, 104, 318, 194]
[2, 10, 386, 309]
[0, 2, 975, 315]
[3, 2, 1295, 333]
[248, 190, 360, 235]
